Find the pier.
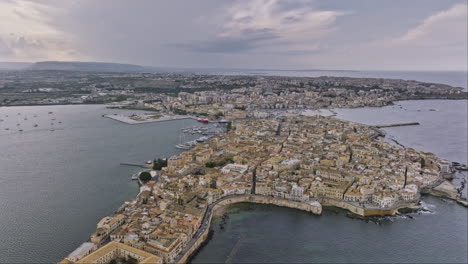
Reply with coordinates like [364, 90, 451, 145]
[120, 162, 147, 168]
[374, 122, 420, 128]
[104, 114, 197, 125]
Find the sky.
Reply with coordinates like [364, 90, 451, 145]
[0, 0, 467, 71]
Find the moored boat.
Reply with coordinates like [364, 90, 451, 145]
[175, 144, 191, 150]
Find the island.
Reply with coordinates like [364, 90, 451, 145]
[61, 113, 465, 264]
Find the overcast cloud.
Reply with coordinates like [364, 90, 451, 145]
[0, 0, 466, 70]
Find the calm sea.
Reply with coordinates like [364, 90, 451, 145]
[192, 99, 468, 263]
[215, 70, 468, 90]
[0, 71, 466, 263]
[0, 105, 200, 262]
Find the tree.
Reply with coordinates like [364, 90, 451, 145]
[153, 158, 167, 170]
[205, 161, 217, 168]
[226, 122, 232, 132]
[420, 158, 426, 168]
[139, 171, 152, 182]
[127, 256, 138, 264]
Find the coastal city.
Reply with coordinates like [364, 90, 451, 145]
[1, 1, 467, 263]
[60, 109, 465, 263]
[1, 65, 466, 264]
[0, 69, 465, 110]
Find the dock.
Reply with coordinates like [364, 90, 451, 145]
[120, 163, 147, 168]
[104, 114, 197, 125]
[374, 122, 420, 128]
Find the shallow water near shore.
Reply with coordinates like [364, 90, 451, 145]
[192, 196, 467, 263]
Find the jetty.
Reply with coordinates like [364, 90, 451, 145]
[104, 114, 196, 125]
[374, 122, 420, 128]
[120, 162, 147, 168]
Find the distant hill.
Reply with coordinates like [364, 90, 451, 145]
[28, 61, 148, 72]
[0, 62, 33, 70]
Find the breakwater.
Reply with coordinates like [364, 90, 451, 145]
[374, 122, 420, 128]
[104, 114, 196, 125]
[119, 162, 148, 168]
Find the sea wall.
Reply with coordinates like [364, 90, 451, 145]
[213, 195, 322, 215]
[320, 198, 403, 216]
[176, 195, 322, 263]
[177, 215, 213, 264]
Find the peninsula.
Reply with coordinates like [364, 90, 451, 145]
[61, 113, 464, 264]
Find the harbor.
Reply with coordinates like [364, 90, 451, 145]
[103, 113, 197, 125]
[176, 123, 226, 150]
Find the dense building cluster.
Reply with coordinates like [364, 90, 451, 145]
[1, 71, 464, 107]
[62, 114, 446, 263]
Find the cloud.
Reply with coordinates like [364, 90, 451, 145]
[0, 0, 465, 71]
[397, 3, 467, 45]
[314, 3, 468, 71]
[179, 0, 345, 54]
[386, 3, 468, 69]
[175, 28, 278, 53]
[0, 0, 85, 61]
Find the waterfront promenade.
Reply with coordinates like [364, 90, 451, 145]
[175, 194, 322, 263]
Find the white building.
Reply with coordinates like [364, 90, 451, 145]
[221, 164, 249, 175]
[66, 242, 96, 262]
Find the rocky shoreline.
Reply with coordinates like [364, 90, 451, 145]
[422, 180, 468, 207]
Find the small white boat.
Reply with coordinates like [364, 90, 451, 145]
[196, 136, 210, 143]
[131, 173, 139, 180]
[175, 144, 191, 150]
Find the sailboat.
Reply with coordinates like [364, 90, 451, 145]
[175, 119, 192, 150]
[176, 133, 191, 150]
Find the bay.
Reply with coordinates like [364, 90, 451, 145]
[0, 70, 466, 263]
[0, 105, 199, 262]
